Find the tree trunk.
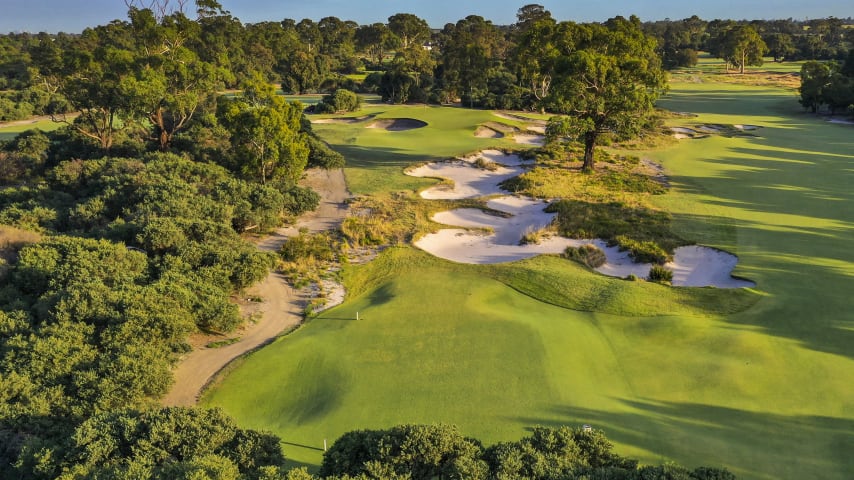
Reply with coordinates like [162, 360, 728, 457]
[154, 107, 169, 150]
[741, 49, 746, 74]
[582, 131, 596, 173]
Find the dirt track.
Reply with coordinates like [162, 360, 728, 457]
[162, 168, 350, 406]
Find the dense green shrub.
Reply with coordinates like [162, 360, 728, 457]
[317, 88, 361, 113]
[2, 408, 286, 480]
[563, 243, 607, 268]
[307, 135, 346, 169]
[280, 231, 337, 262]
[648, 264, 674, 283]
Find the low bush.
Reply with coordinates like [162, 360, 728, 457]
[563, 244, 607, 268]
[307, 136, 345, 169]
[317, 88, 361, 113]
[648, 265, 674, 283]
[280, 231, 337, 263]
[614, 235, 669, 264]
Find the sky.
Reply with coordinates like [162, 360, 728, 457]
[1, 0, 851, 33]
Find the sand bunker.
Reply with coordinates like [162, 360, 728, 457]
[733, 124, 760, 131]
[311, 114, 375, 124]
[493, 111, 548, 125]
[366, 118, 427, 131]
[474, 126, 505, 138]
[407, 150, 753, 288]
[406, 150, 531, 199]
[696, 124, 726, 133]
[527, 125, 546, 134]
[671, 127, 697, 134]
[416, 196, 578, 264]
[514, 134, 546, 146]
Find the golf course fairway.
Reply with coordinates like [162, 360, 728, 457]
[202, 81, 854, 480]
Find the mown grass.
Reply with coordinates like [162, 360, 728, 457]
[0, 118, 65, 140]
[311, 105, 531, 194]
[206, 81, 854, 480]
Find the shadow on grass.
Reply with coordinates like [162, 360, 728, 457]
[515, 400, 854, 479]
[661, 127, 854, 360]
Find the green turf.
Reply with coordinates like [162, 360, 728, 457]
[312, 105, 530, 194]
[205, 83, 854, 479]
[0, 118, 64, 140]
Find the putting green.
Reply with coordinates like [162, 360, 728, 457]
[204, 82, 854, 479]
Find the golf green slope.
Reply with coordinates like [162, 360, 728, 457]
[204, 83, 854, 480]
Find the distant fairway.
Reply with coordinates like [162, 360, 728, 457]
[0, 117, 64, 140]
[204, 82, 854, 479]
[311, 105, 532, 194]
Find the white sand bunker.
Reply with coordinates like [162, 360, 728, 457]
[474, 126, 504, 138]
[696, 124, 726, 133]
[671, 127, 699, 139]
[406, 150, 531, 199]
[733, 124, 761, 131]
[666, 246, 754, 288]
[366, 118, 427, 131]
[408, 151, 753, 288]
[416, 196, 578, 264]
[493, 112, 548, 125]
[311, 114, 375, 124]
[514, 133, 545, 146]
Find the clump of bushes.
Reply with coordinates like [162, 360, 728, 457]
[307, 136, 345, 169]
[315, 88, 361, 114]
[563, 244, 607, 268]
[520, 227, 547, 245]
[280, 230, 337, 263]
[613, 235, 669, 264]
[648, 265, 674, 283]
[473, 156, 498, 171]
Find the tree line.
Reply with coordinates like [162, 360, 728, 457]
[643, 16, 853, 70]
[0, 2, 840, 477]
[2, 5, 853, 122]
[2, 420, 736, 479]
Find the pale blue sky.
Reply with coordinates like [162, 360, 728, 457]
[1, 0, 851, 33]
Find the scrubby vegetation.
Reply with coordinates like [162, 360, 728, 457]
[506, 143, 683, 263]
[563, 244, 607, 268]
[648, 264, 675, 283]
[314, 89, 362, 114]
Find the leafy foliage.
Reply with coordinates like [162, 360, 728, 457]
[2, 407, 285, 480]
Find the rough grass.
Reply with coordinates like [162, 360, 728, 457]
[502, 156, 683, 262]
[206, 82, 854, 480]
[341, 192, 485, 248]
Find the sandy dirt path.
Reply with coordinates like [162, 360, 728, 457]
[162, 168, 350, 407]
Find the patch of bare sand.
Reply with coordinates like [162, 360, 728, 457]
[514, 133, 545, 146]
[492, 111, 548, 125]
[407, 150, 531, 199]
[311, 114, 375, 124]
[474, 125, 504, 138]
[162, 167, 351, 407]
[409, 152, 753, 288]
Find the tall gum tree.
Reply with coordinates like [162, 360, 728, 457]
[545, 16, 667, 172]
[721, 25, 767, 73]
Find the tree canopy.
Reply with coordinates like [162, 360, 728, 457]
[545, 16, 667, 172]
